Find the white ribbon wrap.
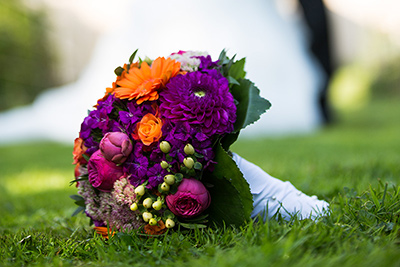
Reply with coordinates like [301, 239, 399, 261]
[232, 153, 329, 221]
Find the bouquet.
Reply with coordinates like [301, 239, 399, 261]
[71, 49, 271, 236]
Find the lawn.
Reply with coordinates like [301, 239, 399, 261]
[1, 97, 399, 266]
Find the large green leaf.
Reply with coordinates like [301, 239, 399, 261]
[228, 58, 246, 81]
[231, 78, 271, 132]
[203, 143, 253, 227]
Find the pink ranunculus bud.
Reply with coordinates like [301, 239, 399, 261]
[87, 150, 124, 192]
[166, 178, 211, 218]
[100, 132, 133, 164]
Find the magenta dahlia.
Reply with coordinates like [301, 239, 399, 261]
[159, 71, 236, 138]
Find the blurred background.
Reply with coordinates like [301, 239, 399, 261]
[0, 0, 399, 144]
[0, 0, 399, 233]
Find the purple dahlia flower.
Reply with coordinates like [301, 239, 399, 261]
[159, 71, 236, 138]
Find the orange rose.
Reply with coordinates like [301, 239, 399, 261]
[133, 113, 163, 146]
[73, 137, 87, 165]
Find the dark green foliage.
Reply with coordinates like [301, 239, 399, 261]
[0, 0, 57, 111]
[204, 143, 253, 227]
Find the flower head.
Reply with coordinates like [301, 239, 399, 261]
[87, 150, 124, 192]
[113, 57, 181, 104]
[100, 132, 133, 164]
[133, 113, 163, 146]
[159, 71, 236, 139]
[166, 178, 211, 218]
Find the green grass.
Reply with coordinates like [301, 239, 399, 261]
[1, 97, 400, 266]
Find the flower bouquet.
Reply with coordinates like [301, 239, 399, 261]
[71, 49, 271, 236]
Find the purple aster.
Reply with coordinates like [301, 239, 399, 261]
[147, 164, 168, 189]
[159, 71, 237, 138]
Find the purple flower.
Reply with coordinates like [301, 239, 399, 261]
[159, 71, 236, 139]
[119, 101, 154, 132]
[197, 55, 219, 71]
[166, 178, 211, 218]
[96, 94, 116, 114]
[87, 150, 124, 192]
[84, 137, 99, 155]
[123, 153, 149, 186]
[147, 164, 168, 189]
[100, 132, 133, 164]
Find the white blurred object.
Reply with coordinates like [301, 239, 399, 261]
[0, 0, 324, 144]
[232, 153, 329, 220]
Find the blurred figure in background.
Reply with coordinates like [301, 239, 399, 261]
[0, 0, 332, 144]
[298, 0, 334, 124]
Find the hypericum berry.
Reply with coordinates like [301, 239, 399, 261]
[160, 141, 171, 153]
[183, 157, 194, 169]
[184, 143, 195, 155]
[143, 198, 153, 209]
[152, 200, 162, 210]
[165, 218, 176, 228]
[161, 182, 170, 192]
[164, 174, 175, 185]
[142, 212, 153, 222]
[149, 218, 158, 226]
[130, 203, 138, 211]
[160, 161, 169, 169]
[134, 185, 145, 196]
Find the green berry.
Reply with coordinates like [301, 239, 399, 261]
[134, 185, 145, 196]
[152, 200, 163, 210]
[164, 174, 175, 185]
[130, 203, 138, 211]
[160, 141, 171, 153]
[165, 218, 175, 228]
[149, 218, 158, 226]
[142, 212, 153, 222]
[160, 161, 169, 169]
[143, 197, 153, 209]
[161, 182, 170, 192]
[183, 157, 194, 169]
[184, 143, 195, 155]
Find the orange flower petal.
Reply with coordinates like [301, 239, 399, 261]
[112, 57, 181, 104]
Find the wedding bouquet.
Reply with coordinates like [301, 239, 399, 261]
[71, 49, 270, 236]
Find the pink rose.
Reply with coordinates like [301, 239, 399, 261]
[87, 150, 124, 192]
[166, 178, 211, 218]
[100, 132, 133, 164]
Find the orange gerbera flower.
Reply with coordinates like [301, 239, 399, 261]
[113, 57, 181, 104]
[94, 226, 115, 239]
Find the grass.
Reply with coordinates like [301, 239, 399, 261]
[1, 97, 400, 266]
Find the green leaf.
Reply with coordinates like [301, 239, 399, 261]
[70, 194, 84, 202]
[231, 78, 271, 132]
[203, 143, 253, 227]
[228, 76, 240, 86]
[175, 173, 183, 183]
[220, 132, 240, 152]
[129, 49, 138, 64]
[82, 154, 90, 162]
[194, 162, 203, 170]
[228, 58, 246, 81]
[179, 222, 208, 229]
[72, 206, 85, 217]
[114, 66, 125, 76]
